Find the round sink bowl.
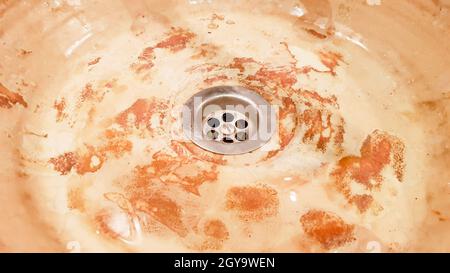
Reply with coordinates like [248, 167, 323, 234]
[0, 0, 449, 252]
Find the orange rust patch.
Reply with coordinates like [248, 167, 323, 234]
[0, 83, 28, 109]
[228, 57, 258, 73]
[300, 210, 355, 250]
[319, 51, 343, 75]
[298, 91, 344, 153]
[265, 97, 298, 160]
[332, 130, 405, 212]
[172, 141, 226, 165]
[94, 209, 131, 239]
[204, 219, 229, 240]
[54, 98, 67, 122]
[306, 29, 328, 39]
[115, 98, 168, 131]
[226, 185, 279, 222]
[49, 130, 132, 176]
[155, 27, 196, 52]
[204, 75, 229, 85]
[247, 67, 297, 89]
[49, 152, 78, 175]
[132, 193, 188, 237]
[279, 97, 298, 149]
[67, 186, 86, 212]
[198, 219, 229, 250]
[147, 148, 219, 195]
[191, 43, 219, 59]
[131, 47, 155, 76]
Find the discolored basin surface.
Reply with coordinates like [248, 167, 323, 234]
[0, 0, 449, 252]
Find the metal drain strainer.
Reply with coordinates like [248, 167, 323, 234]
[183, 86, 275, 155]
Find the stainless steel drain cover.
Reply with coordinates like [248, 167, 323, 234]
[182, 86, 276, 155]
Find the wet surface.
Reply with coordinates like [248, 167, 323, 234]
[0, 0, 449, 252]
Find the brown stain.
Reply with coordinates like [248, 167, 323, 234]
[228, 57, 258, 73]
[332, 130, 405, 212]
[0, 83, 28, 109]
[226, 185, 279, 222]
[279, 97, 297, 148]
[104, 192, 134, 214]
[300, 210, 355, 250]
[319, 51, 344, 75]
[265, 96, 298, 160]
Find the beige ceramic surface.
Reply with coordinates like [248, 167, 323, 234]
[0, 0, 449, 252]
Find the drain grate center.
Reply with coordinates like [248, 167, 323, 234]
[183, 86, 275, 155]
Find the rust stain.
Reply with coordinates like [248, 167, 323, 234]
[204, 219, 229, 240]
[131, 47, 155, 76]
[300, 210, 355, 250]
[17, 49, 32, 57]
[247, 67, 297, 89]
[207, 13, 225, 29]
[228, 57, 258, 73]
[298, 91, 344, 153]
[139, 146, 219, 195]
[132, 193, 188, 237]
[67, 186, 86, 212]
[54, 98, 67, 122]
[172, 141, 226, 165]
[226, 185, 279, 222]
[0, 83, 28, 109]
[155, 27, 196, 52]
[191, 43, 219, 60]
[332, 130, 405, 212]
[115, 98, 168, 131]
[79, 83, 105, 104]
[319, 51, 344, 75]
[198, 219, 229, 250]
[204, 75, 229, 85]
[49, 131, 132, 175]
[49, 152, 78, 175]
[88, 57, 101, 66]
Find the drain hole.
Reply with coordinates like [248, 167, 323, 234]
[235, 119, 248, 129]
[206, 130, 219, 140]
[223, 137, 234, 144]
[235, 132, 248, 141]
[222, 113, 234, 123]
[207, 117, 220, 128]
